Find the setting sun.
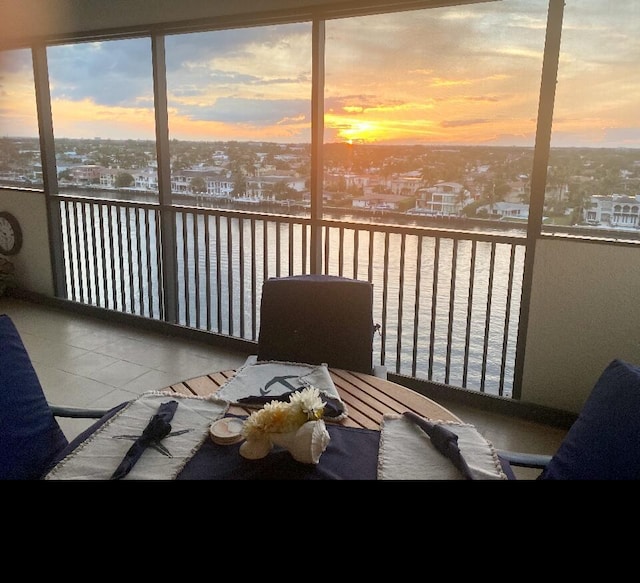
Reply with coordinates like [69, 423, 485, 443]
[330, 118, 381, 143]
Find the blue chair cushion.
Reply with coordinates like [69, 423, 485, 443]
[539, 359, 640, 480]
[0, 315, 69, 480]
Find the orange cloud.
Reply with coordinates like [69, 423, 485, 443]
[51, 98, 155, 139]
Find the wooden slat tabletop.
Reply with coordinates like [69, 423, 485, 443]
[166, 368, 461, 429]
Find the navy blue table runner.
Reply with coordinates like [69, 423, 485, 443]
[178, 422, 380, 480]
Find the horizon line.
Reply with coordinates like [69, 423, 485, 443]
[2, 135, 640, 151]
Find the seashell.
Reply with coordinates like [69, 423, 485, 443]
[239, 437, 273, 459]
[270, 420, 330, 464]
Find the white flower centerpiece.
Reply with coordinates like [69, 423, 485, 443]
[239, 386, 331, 464]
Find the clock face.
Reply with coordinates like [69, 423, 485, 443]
[0, 212, 22, 256]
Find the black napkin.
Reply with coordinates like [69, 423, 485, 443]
[237, 391, 345, 419]
[403, 411, 474, 480]
[111, 400, 179, 480]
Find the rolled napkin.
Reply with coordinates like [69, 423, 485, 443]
[111, 400, 179, 480]
[403, 410, 473, 480]
[237, 391, 344, 419]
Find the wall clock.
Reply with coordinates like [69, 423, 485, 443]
[0, 211, 23, 256]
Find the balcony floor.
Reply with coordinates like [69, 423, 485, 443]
[1, 296, 567, 479]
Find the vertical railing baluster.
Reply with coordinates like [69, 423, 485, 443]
[72, 202, 83, 302]
[89, 202, 99, 306]
[463, 240, 477, 388]
[106, 205, 114, 309]
[86, 203, 95, 306]
[288, 222, 294, 276]
[181, 211, 190, 326]
[121, 206, 132, 314]
[429, 238, 440, 380]
[395, 233, 406, 372]
[107, 204, 117, 311]
[353, 228, 359, 279]
[204, 214, 212, 331]
[193, 210, 201, 329]
[411, 234, 423, 378]
[499, 244, 518, 397]
[262, 218, 269, 282]
[381, 231, 390, 370]
[226, 216, 234, 336]
[80, 201, 90, 302]
[99, 204, 108, 310]
[239, 217, 246, 337]
[155, 208, 165, 320]
[367, 229, 374, 283]
[215, 215, 222, 333]
[445, 239, 458, 385]
[125, 207, 135, 314]
[481, 242, 497, 393]
[74, 202, 83, 303]
[134, 208, 144, 315]
[323, 225, 330, 274]
[143, 209, 152, 318]
[116, 206, 126, 312]
[275, 221, 281, 278]
[62, 202, 74, 301]
[77, 202, 87, 303]
[338, 227, 344, 277]
[250, 217, 257, 340]
[100, 203, 106, 309]
[301, 222, 308, 275]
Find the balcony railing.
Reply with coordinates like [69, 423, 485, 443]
[59, 193, 526, 398]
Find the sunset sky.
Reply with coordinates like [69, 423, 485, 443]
[1, 0, 639, 148]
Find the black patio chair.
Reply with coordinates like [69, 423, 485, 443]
[256, 274, 377, 375]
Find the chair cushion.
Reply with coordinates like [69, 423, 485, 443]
[257, 275, 375, 374]
[0, 315, 69, 480]
[539, 359, 640, 480]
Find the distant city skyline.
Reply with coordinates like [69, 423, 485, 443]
[1, 0, 639, 149]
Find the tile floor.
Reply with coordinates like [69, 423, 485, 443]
[1, 296, 568, 479]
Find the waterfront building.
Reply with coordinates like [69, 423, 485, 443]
[477, 201, 530, 221]
[583, 194, 640, 229]
[411, 181, 469, 217]
[351, 192, 407, 211]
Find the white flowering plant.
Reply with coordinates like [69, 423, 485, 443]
[241, 386, 325, 441]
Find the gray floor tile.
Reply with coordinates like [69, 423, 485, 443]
[21, 332, 90, 366]
[120, 368, 188, 394]
[84, 359, 150, 388]
[59, 350, 120, 376]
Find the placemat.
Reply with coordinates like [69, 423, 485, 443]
[45, 391, 228, 480]
[215, 356, 348, 420]
[377, 414, 507, 480]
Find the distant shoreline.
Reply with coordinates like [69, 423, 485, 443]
[4, 181, 638, 240]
